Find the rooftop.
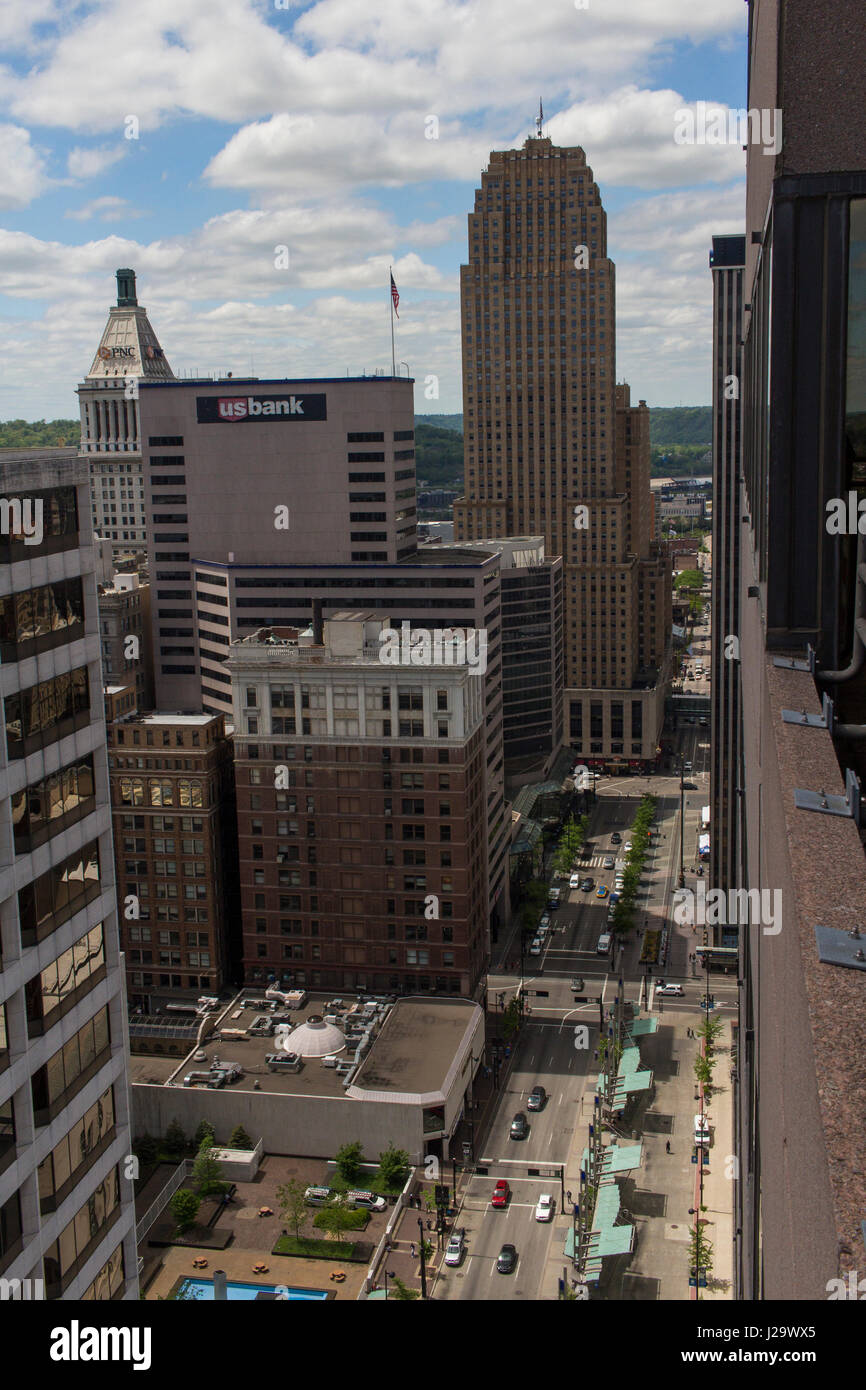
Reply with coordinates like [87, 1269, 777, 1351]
[348, 997, 481, 1103]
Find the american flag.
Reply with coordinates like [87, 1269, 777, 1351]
[390, 272, 400, 318]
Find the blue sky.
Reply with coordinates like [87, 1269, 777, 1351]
[0, 0, 747, 421]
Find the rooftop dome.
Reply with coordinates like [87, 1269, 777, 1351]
[287, 1016, 345, 1058]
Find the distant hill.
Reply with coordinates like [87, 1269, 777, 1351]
[0, 418, 79, 449]
[649, 407, 711, 447]
[415, 422, 464, 488]
[416, 413, 463, 434]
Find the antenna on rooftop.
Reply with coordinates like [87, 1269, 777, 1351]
[535, 99, 544, 138]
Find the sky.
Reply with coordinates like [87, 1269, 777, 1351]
[0, 0, 748, 422]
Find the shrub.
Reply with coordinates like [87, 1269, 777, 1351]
[170, 1189, 200, 1234]
[133, 1133, 159, 1166]
[194, 1120, 216, 1150]
[335, 1140, 364, 1183]
[229, 1125, 253, 1150]
[164, 1120, 187, 1158]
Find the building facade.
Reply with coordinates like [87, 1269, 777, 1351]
[0, 449, 137, 1300]
[453, 133, 671, 765]
[228, 614, 489, 999]
[97, 571, 154, 713]
[736, 0, 866, 1300]
[77, 270, 174, 565]
[106, 711, 238, 1013]
[709, 235, 745, 898]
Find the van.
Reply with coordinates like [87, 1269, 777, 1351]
[345, 1190, 387, 1212]
[694, 1115, 711, 1148]
[304, 1186, 333, 1206]
[596, 932, 612, 956]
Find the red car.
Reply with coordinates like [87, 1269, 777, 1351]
[491, 1179, 510, 1209]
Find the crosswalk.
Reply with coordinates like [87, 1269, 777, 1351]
[555, 853, 618, 873]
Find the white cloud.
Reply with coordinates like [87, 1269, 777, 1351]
[67, 143, 126, 180]
[65, 194, 145, 221]
[0, 124, 51, 208]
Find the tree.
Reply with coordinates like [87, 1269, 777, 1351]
[229, 1125, 253, 1150]
[170, 1189, 201, 1235]
[389, 1275, 419, 1300]
[164, 1119, 187, 1158]
[335, 1140, 364, 1184]
[194, 1120, 216, 1150]
[502, 997, 522, 1040]
[192, 1140, 226, 1196]
[276, 1178, 308, 1241]
[133, 1133, 158, 1166]
[316, 1203, 360, 1243]
[378, 1143, 410, 1188]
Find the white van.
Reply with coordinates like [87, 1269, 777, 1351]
[694, 1115, 711, 1148]
[596, 932, 612, 956]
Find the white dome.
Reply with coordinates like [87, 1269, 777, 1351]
[287, 1017, 346, 1057]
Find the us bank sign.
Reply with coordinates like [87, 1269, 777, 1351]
[196, 393, 327, 423]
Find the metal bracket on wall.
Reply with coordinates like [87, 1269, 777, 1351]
[773, 644, 816, 674]
[782, 691, 834, 730]
[813, 924, 866, 972]
[794, 768, 861, 825]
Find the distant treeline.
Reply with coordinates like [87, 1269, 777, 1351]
[0, 419, 79, 448]
[649, 407, 711, 447]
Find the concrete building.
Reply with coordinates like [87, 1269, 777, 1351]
[735, 0, 866, 1300]
[227, 613, 489, 1000]
[97, 570, 154, 712]
[453, 131, 672, 765]
[709, 235, 745, 898]
[78, 269, 174, 565]
[138, 374, 417, 711]
[476, 538, 563, 767]
[130, 992, 485, 1165]
[0, 448, 137, 1299]
[106, 710, 238, 1014]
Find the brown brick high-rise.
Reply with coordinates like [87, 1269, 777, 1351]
[454, 133, 671, 767]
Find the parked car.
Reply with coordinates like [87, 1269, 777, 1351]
[491, 1179, 510, 1208]
[528, 940, 543, 956]
[602, 855, 616, 869]
[539, 913, 551, 929]
[580, 877, 595, 892]
[656, 983, 684, 997]
[444, 1230, 466, 1266]
[684, 760, 693, 772]
[595, 884, 609, 899]
[510, 1112, 529, 1140]
[608, 891, 620, 905]
[527, 1085, 547, 1111]
[497, 1243, 518, 1273]
[535, 1194, 554, 1222]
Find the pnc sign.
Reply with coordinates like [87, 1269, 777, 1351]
[196, 393, 327, 423]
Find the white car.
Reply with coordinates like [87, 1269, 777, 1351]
[535, 1194, 554, 1222]
[569, 873, 581, 889]
[655, 983, 684, 997]
[444, 1230, 465, 1265]
[623, 841, 633, 852]
[529, 940, 543, 956]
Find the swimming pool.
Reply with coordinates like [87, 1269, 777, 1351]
[178, 1278, 330, 1301]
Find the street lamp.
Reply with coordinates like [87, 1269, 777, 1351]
[417, 1216, 427, 1300]
[678, 752, 686, 889]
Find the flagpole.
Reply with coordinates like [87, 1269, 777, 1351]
[389, 265, 396, 377]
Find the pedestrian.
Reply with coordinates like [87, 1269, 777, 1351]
[410, 1242, 416, 1258]
[566, 1189, 572, 1204]
[665, 1141, 671, 1154]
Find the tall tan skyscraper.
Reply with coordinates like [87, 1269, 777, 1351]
[455, 132, 671, 767]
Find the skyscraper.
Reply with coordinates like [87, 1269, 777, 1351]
[454, 132, 671, 769]
[736, 0, 866, 1300]
[709, 234, 745, 898]
[78, 269, 173, 564]
[0, 449, 137, 1300]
